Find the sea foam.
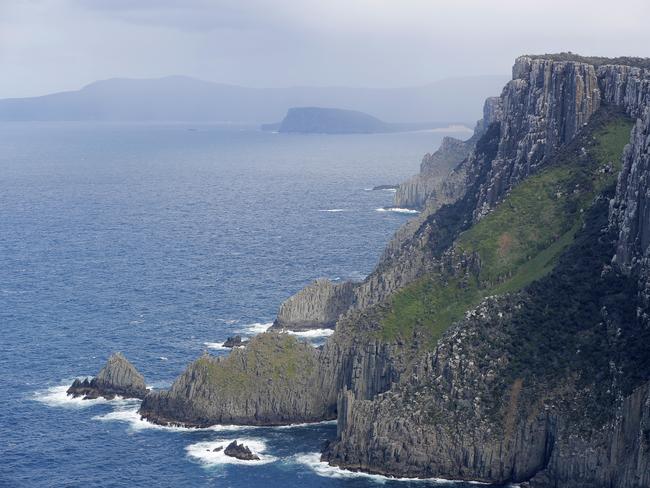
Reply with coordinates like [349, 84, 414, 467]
[375, 207, 420, 214]
[286, 328, 335, 339]
[293, 452, 492, 484]
[186, 438, 277, 466]
[33, 383, 133, 409]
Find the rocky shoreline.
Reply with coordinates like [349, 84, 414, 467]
[88, 54, 650, 487]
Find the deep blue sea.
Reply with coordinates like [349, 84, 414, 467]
[0, 122, 484, 487]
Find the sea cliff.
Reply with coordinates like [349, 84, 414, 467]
[137, 54, 650, 487]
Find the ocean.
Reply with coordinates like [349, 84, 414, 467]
[0, 122, 484, 487]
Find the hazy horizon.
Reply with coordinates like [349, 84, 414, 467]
[0, 72, 507, 101]
[2, 0, 649, 99]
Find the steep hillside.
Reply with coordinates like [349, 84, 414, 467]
[137, 54, 650, 487]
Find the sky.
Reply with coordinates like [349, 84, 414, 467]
[1, 0, 649, 98]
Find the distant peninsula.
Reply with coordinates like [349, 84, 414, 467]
[262, 107, 458, 134]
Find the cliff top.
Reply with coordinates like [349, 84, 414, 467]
[522, 52, 650, 69]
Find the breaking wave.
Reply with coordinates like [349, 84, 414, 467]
[186, 438, 277, 466]
[293, 452, 492, 484]
[286, 328, 335, 339]
[375, 207, 419, 214]
[33, 383, 132, 409]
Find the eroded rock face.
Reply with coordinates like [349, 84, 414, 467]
[325, 195, 650, 487]
[67, 352, 147, 400]
[224, 441, 260, 461]
[322, 56, 650, 487]
[473, 56, 601, 219]
[273, 279, 356, 331]
[139, 332, 332, 427]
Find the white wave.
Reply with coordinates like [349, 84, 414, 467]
[287, 328, 335, 339]
[92, 406, 251, 433]
[273, 419, 337, 430]
[382, 188, 397, 193]
[204, 341, 228, 350]
[294, 452, 490, 484]
[376, 207, 420, 214]
[186, 438, 277, 466]
[158, 356, 168, 361]
[240, 322, 273, 335]
[319, 209, 346, 212]
[33, 383, 135, 409]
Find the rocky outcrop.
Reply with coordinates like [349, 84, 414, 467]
[136, 54, 650, 487]
[139, 332, 333, 427]
[324, 192, 650, 487]
[473, 56, 601, 219]
[320, 56, 650, 488]
[273, 279, 356, 330]
[393, 96, 502, 211]
[67, 352, 147, 400]
[222, 335, 247, 348]
[224, 441, 260, 461]
[393, 136, 473, 210]
[601, 65, 650, 279]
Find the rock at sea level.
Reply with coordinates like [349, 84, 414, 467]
[67, 352, 148, 400]
[223, 441, 260, 461]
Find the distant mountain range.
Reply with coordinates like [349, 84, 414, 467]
[0, 74, 507, 124]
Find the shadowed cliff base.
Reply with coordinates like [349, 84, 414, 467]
[127, 54, 649, 487]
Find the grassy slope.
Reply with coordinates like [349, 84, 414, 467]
[380, 113, 632, 343]
[195, 333, 316, 395]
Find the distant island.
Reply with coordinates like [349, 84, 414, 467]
[262, 107, 460, 134]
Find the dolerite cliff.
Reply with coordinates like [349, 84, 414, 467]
[273, 278, 356, 330]
[393, 96, 502, 210]
[138, 54, 650, 487]
[139, 333, 334, 426]
[322, 54, 650, 487]
[67, 352, 148, 400]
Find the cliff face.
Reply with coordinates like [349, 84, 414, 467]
[137, 55, 650, 487]
[140, 333, 332, 426]
[273, 279, 356, 330]
[393, 136, 474, 210]
[473, 56, 601, 219]
[393, 96, 502, 211]
[323, 56, 650, 487]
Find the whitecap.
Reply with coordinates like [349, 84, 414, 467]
[33, 383, 135, 409]
[293, 452, 491, 484]
[273, 419, 337, 430]
[204, 341, 229, 350]
[319, 209, 346, 212]
[158, 356, 168, 361]
[376, 207, 420, 214]
[186, 438, 277, 466]
[286, 328, 335, 339]
[92, 406, 251, 432]
[239, 322, 273, 335]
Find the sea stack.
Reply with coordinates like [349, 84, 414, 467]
[223, 441, 260, 461]
[67, 352, 148, 400]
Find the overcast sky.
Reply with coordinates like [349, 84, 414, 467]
[1, 0, 649, 98]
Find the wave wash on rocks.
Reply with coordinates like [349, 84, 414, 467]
[136, 54, 650, 488]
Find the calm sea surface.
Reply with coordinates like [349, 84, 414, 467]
[0, 122, 485, 487]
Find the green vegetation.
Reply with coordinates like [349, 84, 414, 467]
[525, 52, 650, 70]
[196, 333, 316, 395]
[380, 112, 633, 344]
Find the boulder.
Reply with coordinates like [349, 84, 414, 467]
[223, 440, 260, 461]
